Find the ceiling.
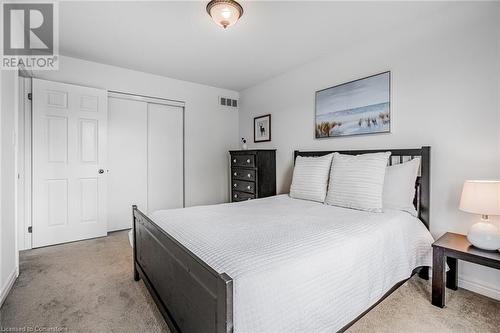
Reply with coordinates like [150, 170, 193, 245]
[59, 1, 452, 91]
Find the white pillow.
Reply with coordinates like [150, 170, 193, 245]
[325, 152, 391, 212]
[383, 158, 420, 216]
[290, 153, 333, 202]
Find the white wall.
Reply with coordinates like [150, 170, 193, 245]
[239, 3, 500, 298]
[33, 56, 239, 210]
[0, 69, 19, 306]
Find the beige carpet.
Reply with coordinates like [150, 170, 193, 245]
[1, 231, 498, 332]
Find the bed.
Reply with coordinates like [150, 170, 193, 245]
[132, 147, 432, 333]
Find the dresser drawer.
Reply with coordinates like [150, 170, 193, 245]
[232, 168, 256, 181]
[232, 191, 255, 202]
[232, 179, 255, 194]
[231, 154, 255, 167]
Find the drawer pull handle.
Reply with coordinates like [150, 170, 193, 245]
[247, 174, 251, 178]
[246, 159, 251, 163]
[247, 185, 251, 190]
[233, 183, 237, 187]
[234, 194, 238, 198]
[234, 172, 237, 176]
[233, 159, 237, 163]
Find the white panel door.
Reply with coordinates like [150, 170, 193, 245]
[32, 79, 108, 248]
[107, 97, 147, 231]
[148, 103, 184, 212]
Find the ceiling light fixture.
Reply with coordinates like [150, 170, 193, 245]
[206, 0, 243, 29]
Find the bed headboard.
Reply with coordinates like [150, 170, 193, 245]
[294, 147, 430, 229]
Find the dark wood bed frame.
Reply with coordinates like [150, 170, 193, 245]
[133, 146, 431, 333]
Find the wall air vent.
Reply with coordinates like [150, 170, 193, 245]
[220, 96, 238, 109]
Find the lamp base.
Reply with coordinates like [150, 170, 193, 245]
[467, 220, 500, 251]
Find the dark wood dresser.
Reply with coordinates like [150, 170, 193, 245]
[229, 150, 276, 202]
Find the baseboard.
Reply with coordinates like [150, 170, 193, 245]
[459, 276, 500, 301]
[0, 267, 18, 307]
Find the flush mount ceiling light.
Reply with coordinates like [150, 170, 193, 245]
[206, 0, 244, 29]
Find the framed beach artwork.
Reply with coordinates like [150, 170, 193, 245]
[254, 114, 271, 142]
[315, 71, 391, 138]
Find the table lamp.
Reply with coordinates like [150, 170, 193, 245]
[459, 180, 500, 251]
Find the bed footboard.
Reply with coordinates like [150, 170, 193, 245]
[132, 205, 233, 333]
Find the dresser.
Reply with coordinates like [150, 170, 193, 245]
[230, 150, 276, 202]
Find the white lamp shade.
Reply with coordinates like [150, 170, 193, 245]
[459, 180, 500, 216]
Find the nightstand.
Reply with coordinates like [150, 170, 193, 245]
[432, 232, 500, 307]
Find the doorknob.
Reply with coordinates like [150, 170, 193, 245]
[98, 169, 104, 174]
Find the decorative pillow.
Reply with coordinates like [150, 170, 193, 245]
[290, 154, 333, 202]
[383, 158, 420, 216]
[325, 152, 391, 212]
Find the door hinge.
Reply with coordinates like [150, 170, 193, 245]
[27, 93, 32, 100]
[28, 226, 32, 233]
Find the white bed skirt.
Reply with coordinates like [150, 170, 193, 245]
[128, 229, 133, 248]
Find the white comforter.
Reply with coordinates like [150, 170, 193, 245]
[149, 195, 433, 333]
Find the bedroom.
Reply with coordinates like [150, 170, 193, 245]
[0, 1, 499, 332]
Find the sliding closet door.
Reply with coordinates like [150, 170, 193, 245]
[147, 103, 184, 212]
[107, 97, 147, 231]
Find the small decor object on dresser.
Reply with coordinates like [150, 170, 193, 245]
[254, 114, 271, 142]
[315, 71, 390, 138]
[230, 149, 276, 202]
